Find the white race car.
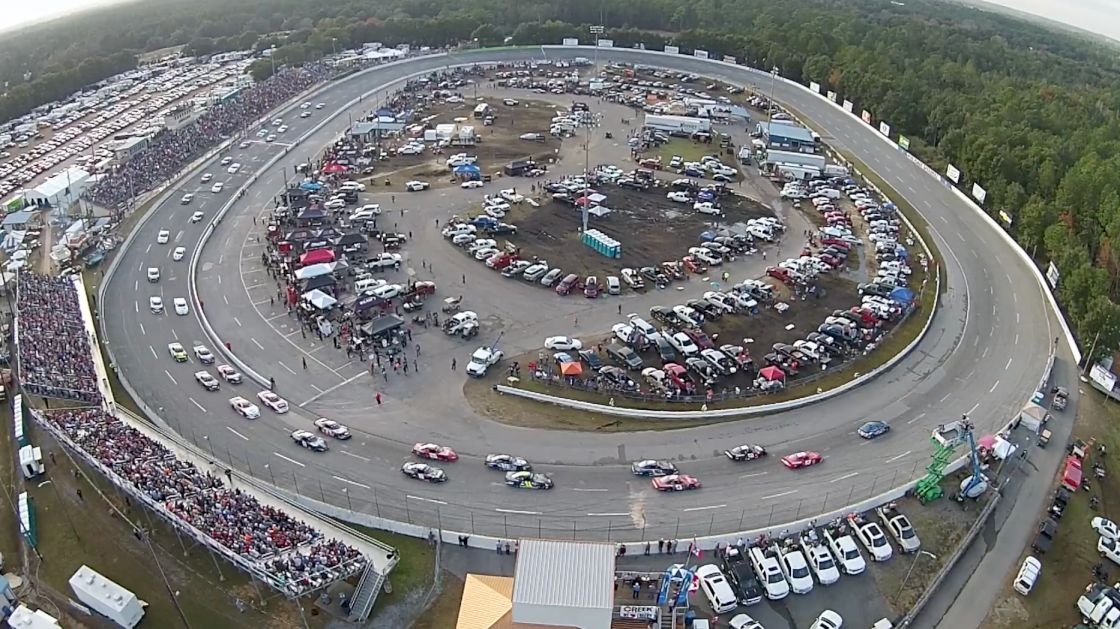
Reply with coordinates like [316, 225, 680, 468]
[230, 396, 260, 419]
[314, 417, 351, 439]
[405, 180, 430, 191]
[257, 391, 289, 413]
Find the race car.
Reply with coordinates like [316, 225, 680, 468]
[194, 371, 220, 391]
[485, 454, 532, 471]
[405, 180, 430, 191]
[724, 444, 768, 462]
[781, 451, 824, 469]
[314, 417, 352, 439]
[651, 474, 702, 491]
[217, 364, 242, 384]
[631, 460, 678, 477]
[229, 396, 260, 419]
[257, 391, 289, 413]
[168, 342, 188, 362]
[505, 471, 554, 490]
[193, 345, 215, 364]
[857, 421, 890, 439]
[412, 443, 458, 461]
[401, 461, 447, 482]
[291, 430, 328, 452]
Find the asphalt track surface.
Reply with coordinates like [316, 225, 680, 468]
[102, 48, 1065, 544]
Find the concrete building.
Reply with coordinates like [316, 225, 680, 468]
[764, 148, 828, 179]
[23, 168, 90, 209]
[110, 136, 149, 162]
[162, 103, 204, 132]
[1, 209, 37, 233]
[755, 120, 818, 153]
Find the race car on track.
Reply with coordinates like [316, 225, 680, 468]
[485, 454, 532, 471]
[651, 474, 702, 491]
[401, 462, 447, 482]
[216, 364, 242, 384]
[724, 444, 768, 462]
[631, 460, 678, 477]
[857, 421, 890, 440]
[505, 471, 554, 490]
[168, 342, 188, 362]
[291, 430, 328, 452]
[412, 443, 458, 461]
[229, 396, 260, 419]
[314, 418, 351, 439]
[781, 451, 824, 469]
[194, 371, 220, 391]
[257, 391, 289, 413]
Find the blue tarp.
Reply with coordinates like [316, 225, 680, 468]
[889, 287, 915, 305]
[300, 181, 323, 191]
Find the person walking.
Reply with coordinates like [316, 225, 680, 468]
[632, 581, 641, 599]
[302, 356, 307, 369]
[375, 392, 382, 405]
[451, 358, 457, 370]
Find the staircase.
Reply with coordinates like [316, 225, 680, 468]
[347, 563, 387, 622]
[916, 437, 957, 503]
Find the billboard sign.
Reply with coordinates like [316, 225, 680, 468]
[1091, 364, 1117, 392]
[1046, 261, 1060, 288]
[946, 164, 961, 183]
[664, 45, 680, 55]
[861, 110, 872, 124]
[723, 55, 737, 64]
[827, 91, 838, 103]
[842, 100, 854, 113]
[971, 183, 987, 204]
[694, 50, 709, 59]
[597, 39, 614, 48]
[879, 121, 890, 137]
[898, 135, 910, 151]
[998, 210, 1013, 226]
[809, 81, 821, 93]
[562, 38, 579, 46]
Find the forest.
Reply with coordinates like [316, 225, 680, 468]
[3, 0, 1120, 353]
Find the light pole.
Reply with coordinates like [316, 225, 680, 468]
[767, 66, 779, 125]
[590, 25, 605, 74]
[896, 550, 938, 603]
[269, 44, 277, 78]
[263, 463, 275, 484]
[331, 37, 337, 58]
[342, 487, 353, 511]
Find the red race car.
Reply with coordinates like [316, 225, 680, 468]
[781, 451, 824, 469]
[412, 442, 459, 461]
[651, 474, 702, 491]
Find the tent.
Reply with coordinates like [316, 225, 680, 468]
[302, 289, 337, 310]
[453, 163, 481, 179]
[889, 287, 915, 306]
[299, 181, 323, 191]
[295, 263, 333, 280]
[559, 362, 582, 376]
[303, 274, 336, 292]
[300, 248, 336, 266]
[297, 207, 328, 221]
[758, 366, 785, 381]
[1018, 402, 1048, 432]
[322, 163, 348, 173]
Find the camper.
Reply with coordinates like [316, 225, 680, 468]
[473, 103, 492, 119]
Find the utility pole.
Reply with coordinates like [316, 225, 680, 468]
[590, 24, 605, 75]
[767, 66, 779, 125]
[1082, 329, 1102, 379]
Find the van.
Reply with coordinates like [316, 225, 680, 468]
[555, 274, 580, 295]
[696, 564, 738, 614]
[606, 344, 643, 370]
[606, 276, 621, 295]
[355, 277, 386, 294]
[628, 316, 660, 341]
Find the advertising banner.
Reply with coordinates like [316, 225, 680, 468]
[898, 135, 910, 151]
[827, 91, 838, 103]
[842, 100, 854, 113]
[562, 38, 579, 46]
[999, 210, 1013, 226]
[723, 55, 737, 64]
[1091, 364, 1117, 392]
[694, 50, 709, 59]
[1046, 261, 1061, 289]
[946, 164, 961, 183]
[664, 45, 680, 55]
[861, 110, 872, 124]
[597, 39, 614, 48]
[879, 121, 890, 137]
[809, 81, 821, 93]
[971, 183, 987, 204]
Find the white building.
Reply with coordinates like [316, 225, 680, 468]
[512, 540, 615, 629]
[5, 605, 62, 629]
[23, 168, 90, 209]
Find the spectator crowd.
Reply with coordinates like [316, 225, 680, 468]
[17, 271, 365, 593]
[16, 274, 101, 402]
[86, 63, 334, 211]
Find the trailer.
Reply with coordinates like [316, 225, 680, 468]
[643, 114, 712, 136]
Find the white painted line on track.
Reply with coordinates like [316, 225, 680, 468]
[739, 472, 768, 479]
[138, 322, 146, 336]
[570, 488, 609, 492]
[682, 504, 726, 512]
[165, 370, 177, 385]
[761, 490, 799, 500]
[339, 451, 370, 462]
[310, 384, 325, 393]
[989, 380, 1000, 393]
[189, 397, 207, 413]
[406, 495, 447, 505]
[495, 508, 542, 515]
[134, 301, 138, 313]
[298, 371, 366, 405]
[1014, 334, 1019, 345]
[273, 452, 305, 467]
[226, 427, 249, 441]
[251, 338, 264, 350]
[150, 345, 158, 359]
[332, 475, 372, 490]
[278, 361, 297, 375]
[587, 512, 629, 517]
[829, 472, 859, 483]
[1005, 357, 1013, 370]
[233, 317, 242, 327]
[885, 451, 912, 463]
[967, 402, 980, 414]
[908, 412, 927, 425]
[223, 294, 229, 305]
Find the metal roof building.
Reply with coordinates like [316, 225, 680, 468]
[511, 540, 615, 629]
[755, 120, 817, 153]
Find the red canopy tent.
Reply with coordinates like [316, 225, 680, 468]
[321, 163, 348, 173]
[300, 248, 336, 266]
[758, 366, 786, 381]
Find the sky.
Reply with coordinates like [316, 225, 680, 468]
[0, 0, 1118, 42]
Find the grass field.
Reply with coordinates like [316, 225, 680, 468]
[411, 573, 465, 629]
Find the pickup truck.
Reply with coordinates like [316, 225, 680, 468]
[798, 531, 840, 585]
[849, 514, 893, 562]
[721, 546, 764, 605]
[823, 524, 866, 575]
[876, 504, 921, 553]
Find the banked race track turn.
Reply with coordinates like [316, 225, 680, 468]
[101, 46, 1064, 541]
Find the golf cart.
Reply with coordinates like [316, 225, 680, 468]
[1038, 428, 1052, 448]
[1052, 386, 1069, 411]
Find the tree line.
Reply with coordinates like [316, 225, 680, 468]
[2, 0, 1118, 351]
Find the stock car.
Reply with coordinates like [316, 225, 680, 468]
[194, 371, 220, 391]
[314, 418, 352, 439]
[401, 462, 447, 483]
[505, 471, 554, 490]
[781, 451, 824, 469]
[229, 396, 261, 419]
[485, 454, 532, 471]
[291, 430, 329, 452]
[413, 443, 459, 461]
[651, 474, 702, 491]
[857, 421, 891, 439]
[257, 391, 289, 413]
[631, 460, 678, 477]
[193, 345, 215, 364]
[217, 364, 242, 383]
[167, 342, 188, 362]
[724, 444, 768, 462]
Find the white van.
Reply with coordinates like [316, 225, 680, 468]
[695, 564, 738, 614]
[355, 278, 387, 294]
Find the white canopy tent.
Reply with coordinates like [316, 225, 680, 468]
[302, 289, 337, 310]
